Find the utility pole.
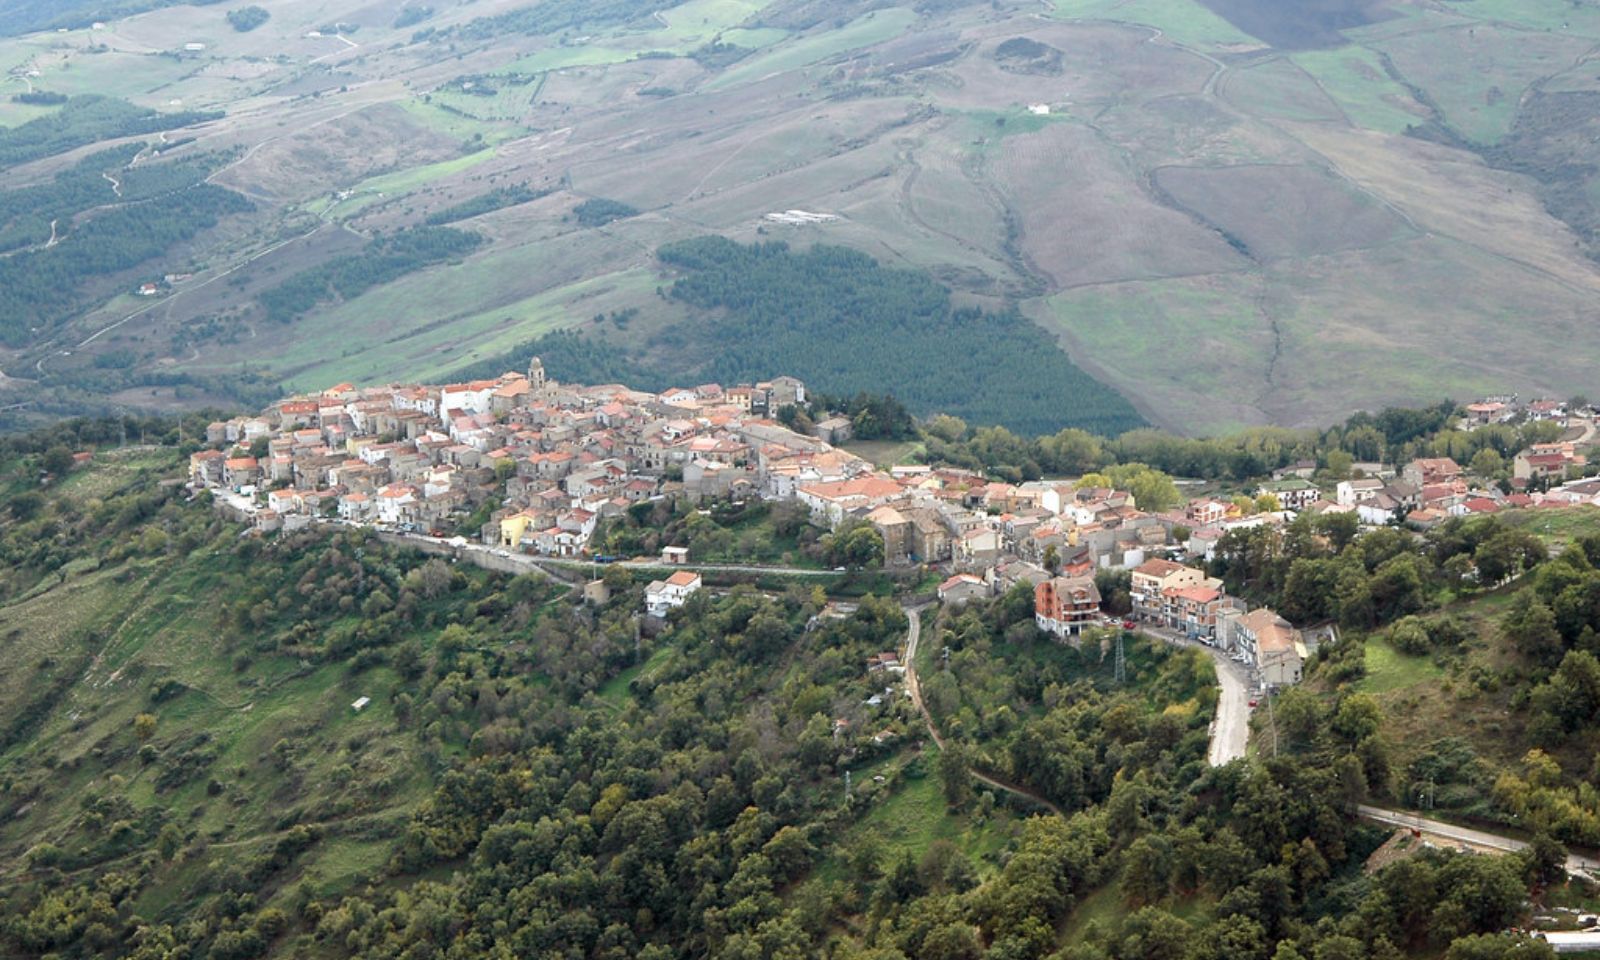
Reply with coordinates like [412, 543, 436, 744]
[1266, 692, 1278, 758]
[844, 769, 852, 802]
[1114, 630, 1126, 685]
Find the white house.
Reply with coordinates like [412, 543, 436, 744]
[1336, 478, 1384, 507]
[1356, 494, 1401, 526]
[338, 492, 372, 521]
[374, 484, 416, 524]
[646, 570, 702, 617]
[440, 381, 498, 416]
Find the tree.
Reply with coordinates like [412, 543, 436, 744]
[935, 743, 975, 810]
[1445, 934, 1556, 959]
[1388, 617, 1431, 656]
[157, 823, 183, 861]
[41, 445, 74, 475]
[1503, 590, 1563, 667]
[1256, 494, 1281, 514]
[602, 564, 633, 591]
[1469, 448, 1505, 480]
[1117, 907, 1190, 960]
[1104, 464, 1181, 513]
[1477, 530, 1546, 585]
[226, 5, 270, 30]
[1043, 544, 1061, 575]
[1521, 832, 1568, 888]
[925, 414, 967, 443]
[1120, 836, 1173, 905]
[9, 490, 43, 520]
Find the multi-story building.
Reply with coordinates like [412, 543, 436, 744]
[1130, 559, 1206, 622]
[1034, 576, 1102, 639]
[645, 571, 702, 618]
[1220, 607, 1305, 687]
[1256, 478, 1321, 512]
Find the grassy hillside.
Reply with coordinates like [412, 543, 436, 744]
[1206, 504, 1600, 853]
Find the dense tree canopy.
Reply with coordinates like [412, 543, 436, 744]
[656, 237, 1146, 436]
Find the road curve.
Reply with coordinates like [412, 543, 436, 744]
[1131, 625, 1250, 765]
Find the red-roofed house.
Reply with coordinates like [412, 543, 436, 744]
[1403, 457, 1463, 488]
[797, 475, 904, 526]
[646, 570, 702, 617]
[1130, 559, 1205, 622]
[938, 573, 988, 607]
[223, 456, 259, 489]
[1035, 576, 1102, 639]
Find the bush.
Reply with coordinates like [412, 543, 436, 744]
[226, 6, 270, 31]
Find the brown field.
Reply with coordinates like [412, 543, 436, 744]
[1153, 162, 1413, 260]
[991, 122, 1249, 288]
[1216, 56, 1345, 122]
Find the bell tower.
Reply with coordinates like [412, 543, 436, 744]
[528, 356, 546, 391]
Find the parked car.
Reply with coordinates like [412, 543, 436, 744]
[1121, 619, 1136, 630]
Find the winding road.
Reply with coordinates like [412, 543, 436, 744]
[902, 604, 1065, 816]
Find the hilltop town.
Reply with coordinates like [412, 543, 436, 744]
[185, 365, 1600, 702]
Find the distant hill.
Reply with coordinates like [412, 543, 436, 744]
[0, 0, 1597, 436]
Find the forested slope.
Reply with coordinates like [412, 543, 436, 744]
[0, 416, 1583, 960]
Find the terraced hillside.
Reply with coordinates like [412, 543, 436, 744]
[0, 0, 1597, 434]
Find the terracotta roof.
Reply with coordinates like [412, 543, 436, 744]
[1133, 558, 1187, 578]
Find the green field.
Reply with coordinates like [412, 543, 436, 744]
[270, 261, 660, 390]
[1038, 275, 1270, 435]
[1506, 506, 1600, 544]
[812, 761, 1015, 887]
[1443, 0, 1600, 38]
[397, 96, 523, 143]
[1220, 57, 1344, 122]
[1291, 46, 1428, 134]
[0, 89, 59, 127]
[306, 147, 499, 219]
[840, 439, 925, 468]
[1358, 636, 1447, 695]
[505, 0, 786, 75]
[1050, 0, 1259, 49]
[1373, 25, 1589, 144]
[598, 644, 676, 706]
[707, 7, 918, 91]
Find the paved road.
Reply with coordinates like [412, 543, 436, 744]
[901, 604, 1064, 816]
[1131, 624, 1251, 765]
[210, 491, 852, 586]
[582, 558, 838, 577]
[1357, 804, 1600, 879]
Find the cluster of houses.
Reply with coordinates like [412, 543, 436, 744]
[190, 359, 827, 545]
[188, 365, 1600, 688]
[1461, 395, 1580, 427]
[1013, 554, 1306, 687]
[1321, 449, 1593, 528]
